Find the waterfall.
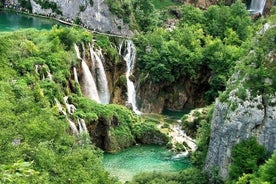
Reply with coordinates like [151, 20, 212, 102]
[47, 71, 53, 80]
[169, 123, 197, 157]
[68, 118, 79, 135]
[74, 43, 109, 104]
[74, 43, 82, 60]
[89, 44, 110, 104]
[78, 118, 88, 133]
[81, 60, 100, 103]
[249, 0, 266, 14]
[121, 40, 141, 115]
[73, 67, 79, 83]
[64, 96, 76, 114]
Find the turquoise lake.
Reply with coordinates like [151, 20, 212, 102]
[104, 145, 190, 182]
[0, 10, 58, 31]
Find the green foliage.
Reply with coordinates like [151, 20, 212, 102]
[131, 172, 180, 184]
[135, 1, 254, 103]
[94, 34, 120, 60]
[220, 23, 276, 101]
[182, 106, 213, 168]
[0, 28, 121, 183]
[151, 0, 181, 10]
[258, 152, 276, 184]
[105, 0, 132, 23]
[133, 0, 159, 31]
[132, 120, 169, 144]
[229, 137, 268, 181]
[0, 161, 46, 183]
[130, 168, 208, 184]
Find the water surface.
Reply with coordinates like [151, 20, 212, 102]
[104, 145, 190, 182]
[0, 10, 58, 32]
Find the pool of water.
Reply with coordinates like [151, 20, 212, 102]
[0, 10, 58, 32]
[103, 144, 190, 182]
[162, 108, 191, 120]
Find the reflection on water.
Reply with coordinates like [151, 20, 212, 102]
[104, 145, 190, 182]
[0, 10, 59, 32]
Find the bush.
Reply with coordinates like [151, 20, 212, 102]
[229, 137, 268, 181]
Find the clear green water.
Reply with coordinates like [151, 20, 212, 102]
[0, 10, 58, 32]
[162, 108, 191, 120]
[103, 145, 190, 182]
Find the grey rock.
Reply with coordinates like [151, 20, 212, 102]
[13, 0, 133, 36]
[205, 91, 276, 180]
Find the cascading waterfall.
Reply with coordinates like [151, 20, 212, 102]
[121, 40, 141, 115]
[81, 60, 101, 103]
[74, 43, 82, 60]
[249, 0, 267, 14]
[169, 123, 197, 157]
[73, 67, 79, 83]
[55, 97, 90, 137]
[55, 98, 79, 135]
[74, 43, 100, 103]
[89, 43, 110, 104]
[78, 118, 88, 133]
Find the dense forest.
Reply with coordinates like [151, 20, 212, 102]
[0, 0, 276, 183]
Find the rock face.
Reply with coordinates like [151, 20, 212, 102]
[137, 71, 209, 114]
[205, 93, 276, 179]
[88, 116, 135, 152]
[6, 0, 132, 36]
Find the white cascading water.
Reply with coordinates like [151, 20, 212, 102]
[55, 98, 79, 135]
[169, 123, 197, 158]
[73, 67, 79, 83]
[121, 40, 141, 115]
[249, 0, 267, 14]
[89, 43, 110, 104]
[81, 60, 101, 103]
[47, 71, 53, 80]
[74, 43, 100, 103]
[78, 118, 88, 133]
[74, 43, 82, 60]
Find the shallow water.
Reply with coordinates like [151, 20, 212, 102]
[103, 144, 190, 182]
[0, 10, 58, 32]
[162, 108, 191, 120]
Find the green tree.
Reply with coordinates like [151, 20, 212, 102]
[229, 137, 268, 181]
[258, 152, 276, 184]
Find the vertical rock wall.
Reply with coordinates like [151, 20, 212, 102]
[205, 93, 276, 179]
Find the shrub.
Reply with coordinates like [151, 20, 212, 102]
[229, 137, 268, 181]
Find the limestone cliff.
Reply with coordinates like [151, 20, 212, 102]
[205, 93, 276, 179]
[205, 24, 276, 179]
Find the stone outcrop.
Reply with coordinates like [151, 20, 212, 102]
[137, 70, 210, 114]
[205, 93, 276, 179]
[87, 116, 135, 152]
